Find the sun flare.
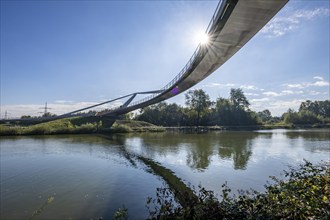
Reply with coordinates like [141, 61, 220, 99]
[194, 32, 209, 45]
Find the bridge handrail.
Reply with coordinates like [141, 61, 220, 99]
[127, 0, 225, 108]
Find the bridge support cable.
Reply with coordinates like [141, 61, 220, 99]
[59, 94, 134, 117]
[122, 94, 137, 108]
[58, 90, 163, 118]
[96, 90, 163, 117]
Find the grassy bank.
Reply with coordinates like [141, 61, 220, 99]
[1, 118, 329, 136]
[113, 120, 165, 133]
[0, 118, 99, 136]
[0, 118, 164, 136]
[164, 123, 330, 132]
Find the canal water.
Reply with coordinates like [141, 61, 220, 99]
[1, 129, 329, 219]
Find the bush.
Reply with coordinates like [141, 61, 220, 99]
[0, 118, 103, 136]
[75, 123, 98, 134]
[147, 160, 330, 219]
[111, 124, 132, 133]
[0, 125, 20, 135]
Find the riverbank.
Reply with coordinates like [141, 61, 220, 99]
[164, 123, 330, 132]
[1, 118, 329, 136]
[147, 160, 330, 219]
[0, 119, 164, 136]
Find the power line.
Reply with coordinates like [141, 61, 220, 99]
[3, 110, 11, 119]
[39, 102, 52, 116]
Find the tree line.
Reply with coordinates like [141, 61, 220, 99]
[283, 100, 330, 125]
[135, 88, 330, 127]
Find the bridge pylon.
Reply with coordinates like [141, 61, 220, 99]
[99, 116, 117, 128]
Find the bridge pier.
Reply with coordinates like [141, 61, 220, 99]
[100, 116, 116, 128]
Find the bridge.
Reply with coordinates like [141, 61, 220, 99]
[2, 0, 288, 127]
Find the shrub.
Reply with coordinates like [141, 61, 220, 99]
[0, 125, 20, 135]
[111, 124, 132, 133]
[75, 123, 98, 134]
[147, 160, 330, 219]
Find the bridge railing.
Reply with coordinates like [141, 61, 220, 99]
[126, 1, 225, 109]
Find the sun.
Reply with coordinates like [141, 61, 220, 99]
[200, 33, 209, 45]
[194, 32, 209, 46]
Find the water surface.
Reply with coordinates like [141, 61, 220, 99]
[1, 129, 329, 219]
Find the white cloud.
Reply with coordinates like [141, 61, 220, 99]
[239, 85, 260, 90]
[250, 98, 271, 110]
[55, 100, 73, 104]
[313, 76, 324, 81]
[202, 82, 236, 88]
[295, 8, 330, 19]
[281, 90, 294, 95]
[203, 83, 263, 92]
[251, 98, 270, 102]
[248, 76, 329, 115]
[268, 99, 305, 114]
[263, 91, 281, 97]
[203, 82, 222, 88]
[262, 90, 303, 97]
[283, 77, 330, 89]
[308, 90, 321, 96]
[283, 90, 304, 95]
[245, 93, 260, 96]
[312, 80, 329, 87]
[250, 98, 305, 116]
[286, 83, 304, 89]
[261, 7, 330, 37]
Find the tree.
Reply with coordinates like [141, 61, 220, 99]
[283, 108, 298, 124]
[213, 98, 233, 125]
[136, 102, 185, 126]
[42, 112, 56, 117]
[283, 100, 330, 125]
[137, 103, 163, 125]
[318, 100, 330, 118]
[257, 109, 272, 122]
[213, 96, 259, 126]
[122, 112, 134, 120]
[230, 88, 250, 110]
[185, 89, 212, 126]
[161, 103, 184, 126]
[21, 115, 32, 119]
[299, 100, 330, 118]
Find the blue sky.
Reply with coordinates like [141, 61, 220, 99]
[1, 0, 329, 118]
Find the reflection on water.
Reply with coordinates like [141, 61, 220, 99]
[122, 129, 329, 194]
[1, 129, 329, 219]
[216, 132, 257, 170]
[0, 135, 163, 220]
[125, 132, 259, 170]
[255, 129, 330, 153]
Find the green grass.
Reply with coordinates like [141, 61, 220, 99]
[0, 118, 164, 136]
[0, 118, 99, 136]
[113, 120, 165, 133]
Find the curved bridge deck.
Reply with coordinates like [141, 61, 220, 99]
[2, 0, 288, 124]
[100, 0, 288, 117]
